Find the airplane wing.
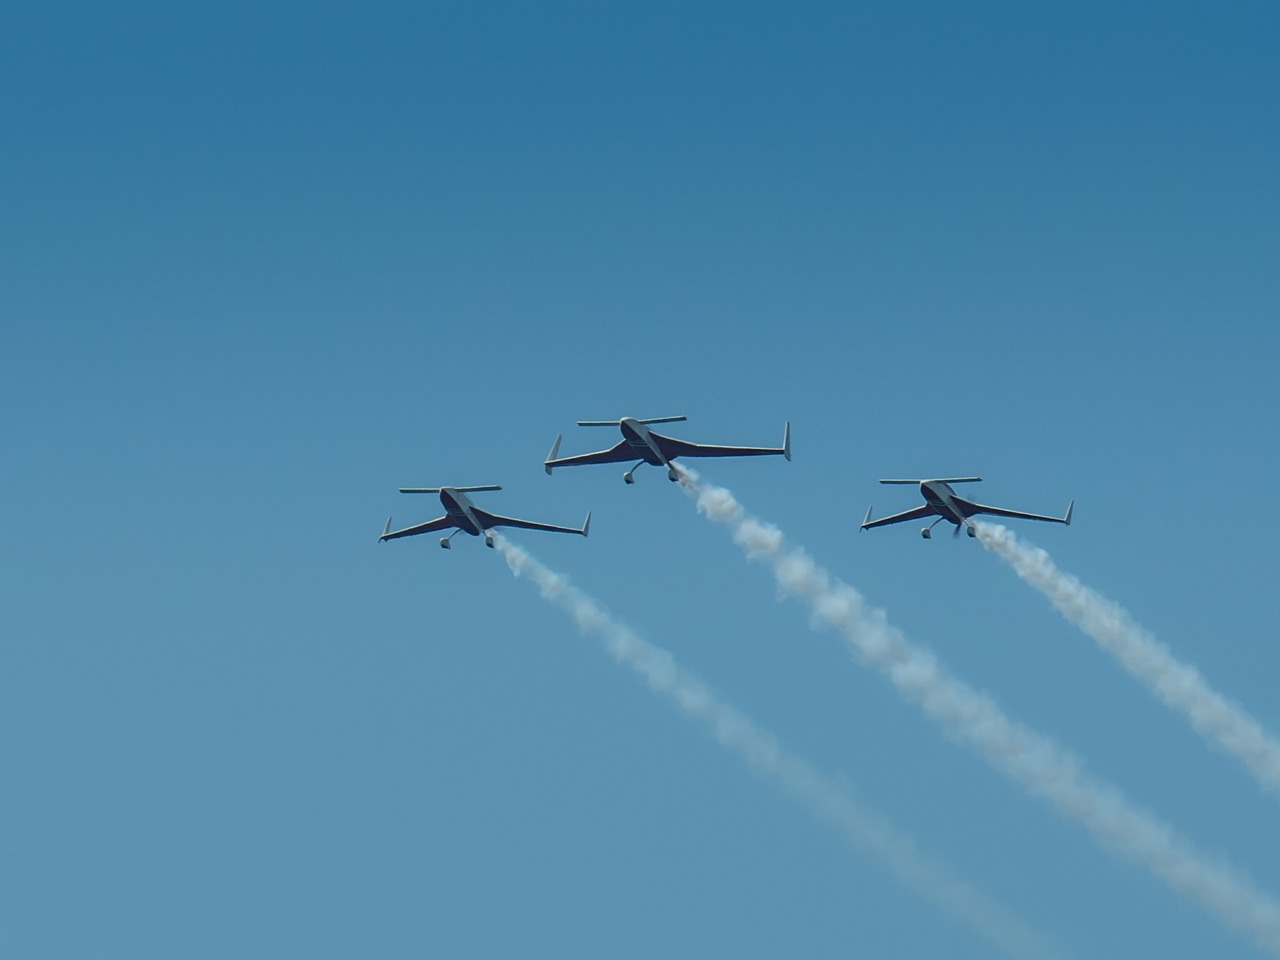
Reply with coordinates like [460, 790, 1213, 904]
[379, 515, 457, 542]
[545, 439, 635, 470]
[860, 504, 936, 530]
[472, 507, 591, 537]
[655, 422, 790, 461]
[953, 497, 1073, 526]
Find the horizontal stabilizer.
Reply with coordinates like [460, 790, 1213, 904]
[879, 477, 983, 485]
[399, 485, 503, 494]
[576, 415, 687, 426]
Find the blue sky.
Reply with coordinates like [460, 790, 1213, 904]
[4, 3, 1279, 957]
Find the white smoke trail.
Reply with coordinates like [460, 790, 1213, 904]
[976, 521, 1280, 797]
[494, 535, 1073, 960]
[682, 473, 1280, 956]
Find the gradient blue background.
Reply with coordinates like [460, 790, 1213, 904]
[4, 3, 1278, 957]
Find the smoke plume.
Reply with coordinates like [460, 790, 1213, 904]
[495, 536, 1072, 960]
[977, 521, 1280, 797]
[683, 472, 1280, 955]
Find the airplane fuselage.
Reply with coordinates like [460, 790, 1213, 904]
[619, 418, 668, 466]
[920, 481, 972, 529]
[439, 488, 483, 536]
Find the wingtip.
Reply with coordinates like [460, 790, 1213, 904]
[379, 516, 392, 542]
[1064, 500, 1074, 526]
[782, 420, 791, 461]
[582, 510, 591, 537]
[860, 505, 873, 530]
[545, 434, 562, 475]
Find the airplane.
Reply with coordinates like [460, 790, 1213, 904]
[860, 478, 1074, 540]
[544, 416, 791, 484]
[378, 485, 590, 549]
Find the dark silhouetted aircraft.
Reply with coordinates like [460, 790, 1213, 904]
[380, 485, 589, 549]
[861, 478, 1073, 539]
[544, 416, 790, 484]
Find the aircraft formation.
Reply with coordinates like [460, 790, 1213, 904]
[373, 419, 1280, 958]
[379, 416, 1073, 548]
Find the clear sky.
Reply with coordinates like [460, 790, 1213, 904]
[4, 3, 1279, 958]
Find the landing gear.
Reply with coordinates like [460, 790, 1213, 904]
[921, 517, 944, 540]
[484, 533, 495, 549]
[667, 466, 680, 482]
[623, 460, 645, 485]
[440, 529, 462, 549]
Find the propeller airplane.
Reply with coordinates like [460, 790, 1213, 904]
[544, 416, 790, 484]
[379, 485, 590, 550]
[861, 478, 1073, 540]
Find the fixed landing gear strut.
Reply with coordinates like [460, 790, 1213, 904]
[623, 460, 646, 484]
[921, 517, 945, 539]
[439, 529, 462, 549]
